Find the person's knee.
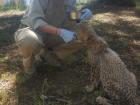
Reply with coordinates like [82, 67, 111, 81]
[15, 27, 43, 45]
[15, 28, 43, 57]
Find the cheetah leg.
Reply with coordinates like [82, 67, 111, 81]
[85, 80, 100, 92]
[85, 67, 100, 92]
[126, 97, 137, 105]
[96, 96, 112, 105]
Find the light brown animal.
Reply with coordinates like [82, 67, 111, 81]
[76, 22, 137, 105]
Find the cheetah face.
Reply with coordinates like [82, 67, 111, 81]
[76, 22, 108, 54]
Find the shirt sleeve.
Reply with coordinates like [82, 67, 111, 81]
[21, 0, 48, 30]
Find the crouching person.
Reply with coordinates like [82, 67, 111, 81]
[14, 0, 93, 83]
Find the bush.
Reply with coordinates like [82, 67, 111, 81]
[0, 2, 27, 11]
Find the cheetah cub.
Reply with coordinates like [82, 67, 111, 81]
[77, 23, 137, 105]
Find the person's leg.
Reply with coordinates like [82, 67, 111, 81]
[15, 27, 44, 74]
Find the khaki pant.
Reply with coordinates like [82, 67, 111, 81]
[15, 27, 45, 73]
[15, 27, 64, 72]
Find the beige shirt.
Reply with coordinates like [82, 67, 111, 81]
[21, 0, 76, 30]
[21, 0, 91, 30]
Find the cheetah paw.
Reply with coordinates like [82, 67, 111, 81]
[96, 96, 112, 105]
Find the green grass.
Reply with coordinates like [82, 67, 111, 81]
[0, 4, 26, 11]
[136, 0, 140, 11]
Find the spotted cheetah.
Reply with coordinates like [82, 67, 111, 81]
[77, 22, 137, 105]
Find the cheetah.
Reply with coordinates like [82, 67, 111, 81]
[77, 22, 138, 105]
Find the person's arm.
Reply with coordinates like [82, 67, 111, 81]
[38, 25, 60, 35]
[22, 0, 76, 43]
[25, 0, 60, 35]
[39, 25, 76, 43]
[22, 0, 50, 30]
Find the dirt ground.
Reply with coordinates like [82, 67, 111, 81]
[0, 5, 140, 105]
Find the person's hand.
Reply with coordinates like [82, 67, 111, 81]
[59, 29, 76, 43]
[80, 8, 92, 21]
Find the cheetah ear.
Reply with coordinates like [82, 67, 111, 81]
[77, 22, 98, 42]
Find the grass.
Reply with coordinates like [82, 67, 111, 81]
[136, 0, 140, 11]
[0, 4, 26, 11]
[0, 16, 21, 105]
[0, 91, 9, 105]
[0, 72, 17, 105]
